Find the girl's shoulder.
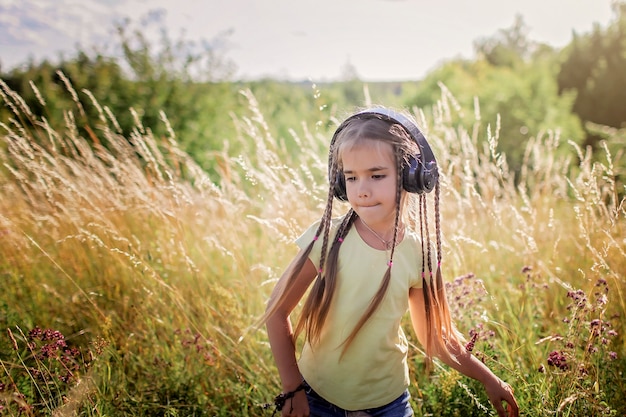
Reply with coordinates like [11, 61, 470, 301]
[303, 214, 349, 232]
[401, 227, 424, 253]
[403, 227, 421, 243]
[296, 213, 348, 246]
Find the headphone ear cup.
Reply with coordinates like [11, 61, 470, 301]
[402, 155, 422, 193]
[403, 155, 439, 194]
[333, 172, 348, 201]
[420, 160, 438, 193]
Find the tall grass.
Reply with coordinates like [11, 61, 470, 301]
[0, 76, 624, 416]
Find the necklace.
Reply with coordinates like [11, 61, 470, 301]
[360, 219, 394, 250]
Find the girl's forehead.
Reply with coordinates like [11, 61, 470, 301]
[338, 138, 394, 163]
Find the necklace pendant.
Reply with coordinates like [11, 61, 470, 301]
[360, 218, 394, 250]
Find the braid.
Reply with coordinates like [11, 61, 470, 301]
[421, 191, 433, 278]
[318, 159, 339, 272]
[420, 191, 444, 357]
[434, 180, 453, 339]
[296, 159, 359, 344]
[434, 181, 446, 327]
[339, 146, 404, 357]
[419, 194, 426, 275]
[418, 194, 431, 353]
[387, 147, 404, 265]
[314, 191, 334, 273]
[334, 209, 357, 242]
[262, 176, 334, 334]
[435, 181, 442, 268]
[421, 179, 461, 359]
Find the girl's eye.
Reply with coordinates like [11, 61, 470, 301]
[345, 176, 356, 182]
[372, 175, 385, 180]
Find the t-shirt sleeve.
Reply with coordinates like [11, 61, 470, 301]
[295, 219, 323, 270]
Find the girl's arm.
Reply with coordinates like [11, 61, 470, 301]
[408, 288, 519, 417]
[266, 250, 318, 415]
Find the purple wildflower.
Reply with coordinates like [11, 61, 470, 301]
[547, 350, 568, 371]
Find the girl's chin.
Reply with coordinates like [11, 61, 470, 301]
[354, 207, 393, 223]
[354, 205, 380, 216]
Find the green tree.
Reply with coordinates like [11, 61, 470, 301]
[0, 20, 239, 174]
[557, 2, 626, 148]
[406, 18, 584, 177]
[474, 14, 532, 68]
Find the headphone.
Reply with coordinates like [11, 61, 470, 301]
[330, 108, 439, 201]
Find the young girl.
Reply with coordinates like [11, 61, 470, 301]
[263, 108, 519, 417]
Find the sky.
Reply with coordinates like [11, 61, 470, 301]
[0, 0, 618, 81]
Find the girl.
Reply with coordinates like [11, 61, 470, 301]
[263, 108, 519, 417]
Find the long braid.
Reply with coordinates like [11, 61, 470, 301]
[421, 174, 462, 360]
[317, 167, 337, 277]
[423, 188, 447, 355]
[292, 161, 338, 342]
[434, 181, 455, 341]
[419, 193, 434, 357]
[339, 146, 404, 357]
[434, 181, 443, 269]
[332, 209, 357, 247]
[387, 149, 404, 265]
[423, 190, 442, 311]
[296, 162, 358, 344]
[421, 192, 433, 282]
[262, 173, 334, 333]
[419, 194, 426, 276]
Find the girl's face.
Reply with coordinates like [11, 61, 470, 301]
[341, 139, 399, 230]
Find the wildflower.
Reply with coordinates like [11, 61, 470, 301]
[42, 329, 64, 342]
[28, 327, 43, 340]
[465, 329, 479, 352]
[547, 350, 568, 371]
[538, 364, 545, 373]
[608, 352, 617, 360]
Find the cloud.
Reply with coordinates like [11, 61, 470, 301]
[0, 3, 52, 46]
[0, 0, 132, 68]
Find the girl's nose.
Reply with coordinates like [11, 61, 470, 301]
[357, 182, 370, 198]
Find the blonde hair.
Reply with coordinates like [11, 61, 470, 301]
[265, 111, 462, 360]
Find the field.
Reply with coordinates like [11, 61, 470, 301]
[0, 78, 624, 416]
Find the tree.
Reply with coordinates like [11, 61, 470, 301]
[406, 17, 584, 177]
[557, 2, 626, 149]
[474, 14, 533, 68]
[0, 20, 239, 173]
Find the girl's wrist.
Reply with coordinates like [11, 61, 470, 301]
[282, 375, 305, 392]
[270, 381, 307, 415]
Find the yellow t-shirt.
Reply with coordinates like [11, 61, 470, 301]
[295, 215, 424, 410]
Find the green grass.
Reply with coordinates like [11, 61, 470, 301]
[0, 78, 624, 416]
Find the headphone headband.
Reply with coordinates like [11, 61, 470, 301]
[329, 107, 439, 200]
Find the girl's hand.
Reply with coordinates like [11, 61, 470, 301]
[282, 390, 309, 417]
[484, 378, 519, 417]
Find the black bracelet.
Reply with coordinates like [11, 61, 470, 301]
[265, 382, 306, 416]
